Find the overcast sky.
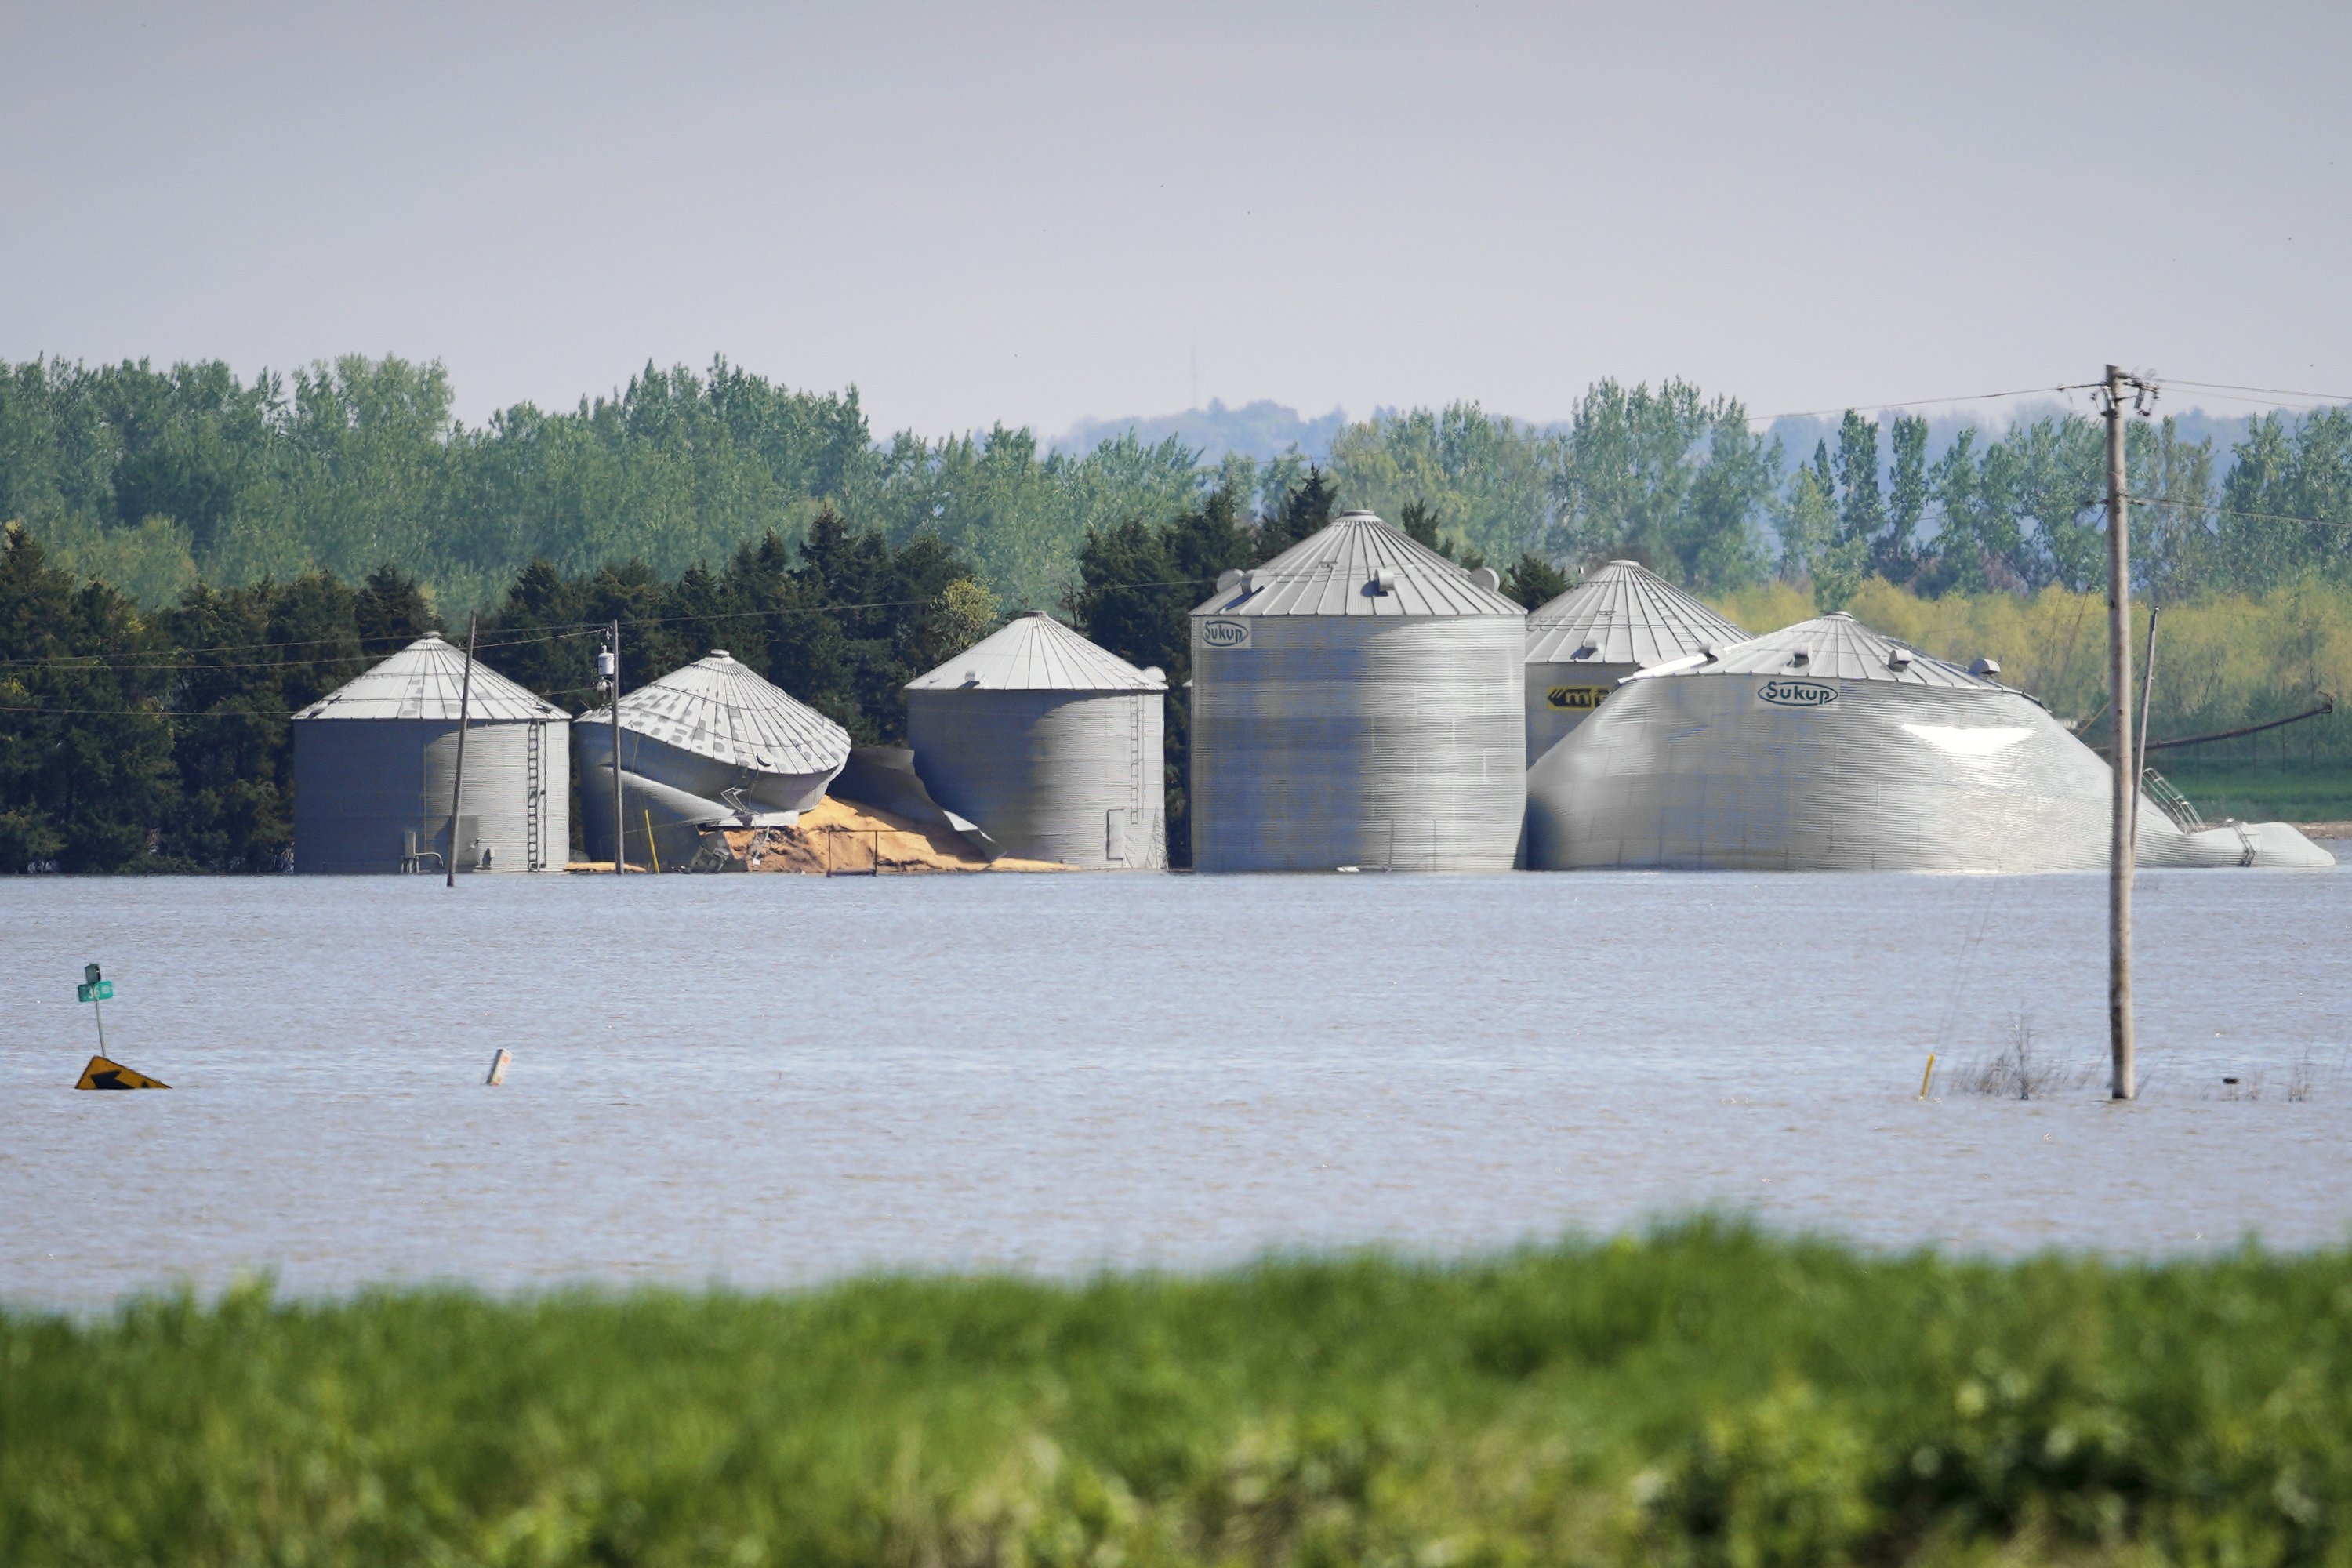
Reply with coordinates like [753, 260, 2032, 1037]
[2, 2, 2346, 437]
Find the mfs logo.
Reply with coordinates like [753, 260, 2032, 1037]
[1758, 677, 1838, 708]
[1196, 617, 1251, 650]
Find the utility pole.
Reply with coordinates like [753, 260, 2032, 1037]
[605, 619, 626, 873]
[445, 615, 477, 889]
[2099, 364, 2151, 1102]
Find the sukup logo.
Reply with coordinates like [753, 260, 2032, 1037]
[1198, 618, 1251, 649]
[1759, 678, 1838, 708]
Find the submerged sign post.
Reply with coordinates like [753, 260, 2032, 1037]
[75, 961, 113, 1052]
[71, 960, 169, 1090]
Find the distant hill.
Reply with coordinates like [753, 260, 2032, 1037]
[1049, 399, 1352, 464]
[1058, 394, 2293, 481]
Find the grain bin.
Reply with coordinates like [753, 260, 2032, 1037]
[578, 650, 849, 869]
[1189, 510, 1526, 872]
[1523, 560, 1745, 764]
[1522, 609, 2323, 872]
[292, 633, 570, 873]
[905, 612, 1167, 869]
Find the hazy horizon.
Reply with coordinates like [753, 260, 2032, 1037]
[4, 2, 2346, 438]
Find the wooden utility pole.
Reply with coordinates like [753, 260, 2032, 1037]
[445, 615, 477, 889]
[608, 619, 626, 873]
[2102, 365, 2135, 1101]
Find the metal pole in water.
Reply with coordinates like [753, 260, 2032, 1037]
[608, 619, 626, 874]
[446, 615, 477, 889]
[2103, 365, 2136, 1102]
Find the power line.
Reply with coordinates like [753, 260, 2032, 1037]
[2156, 378, 2352, 407]
[2128, 493, 2352, 533]
[1748, 383, 2103, 425]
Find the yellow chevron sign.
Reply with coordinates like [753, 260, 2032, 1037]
[75, 1055, 169, 1091]
[1545, 685, 1610, 711]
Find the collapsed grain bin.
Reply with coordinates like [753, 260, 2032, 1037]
[1525, 609, 2334, 872]
[1189, 510, 1526, 873]
[905, 611, 1168, 869]
[1523, 560, 1747, 764]
[578, 650, 848, 869]
[292, 633, 570, 873]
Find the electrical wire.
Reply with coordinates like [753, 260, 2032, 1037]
[2128, 494, 2352, 533]
[2154, 378, 2352, 406]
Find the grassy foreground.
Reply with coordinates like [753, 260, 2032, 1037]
[5, 1225, 2350, 1567]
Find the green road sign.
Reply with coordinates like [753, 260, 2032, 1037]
[76, 980, 113, 1003]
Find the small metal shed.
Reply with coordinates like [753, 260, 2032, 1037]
[906, 612, 1167, 869]
[292, 633, 570, 873]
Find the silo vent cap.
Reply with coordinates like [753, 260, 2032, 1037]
[710, 648, 730, 659]
[1217, 568, 1243, 593]
[1886, 647, 1914, 670]
[1142, 666, 1165, 684]
[1790, 649, 1810, 666]
[1468, 566, 1501, 593]
[1970, 655, 2002, 676]
[1369, 567, 1396, 594]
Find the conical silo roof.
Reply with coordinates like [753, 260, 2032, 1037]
[1191, 510, 1524, 618]
[1632, 611, 2003, 690]
[581, 650, 850, 773]
[1523, 560, 1746, 667]
[292, 633, 568, 721]
[906, 611, 1167, 691]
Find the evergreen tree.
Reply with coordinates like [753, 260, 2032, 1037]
[1253, 466, 1334, 562]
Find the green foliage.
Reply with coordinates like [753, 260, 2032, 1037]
[7, 1225, 2352, 1565]
[0, 510, 986, 872]
[1064, 486, 1255, 866]
[1501, 550, 1570, 608]
[477, 509, 989, 748]
[1546, 380, 1776, 591]
[1328, 403, 1555, 566]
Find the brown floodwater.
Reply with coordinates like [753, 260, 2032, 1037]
[3, 858, 2347, 1308]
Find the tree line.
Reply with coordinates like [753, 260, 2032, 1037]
[0, 515, 995, 873]
[8, 354, 2348, 623]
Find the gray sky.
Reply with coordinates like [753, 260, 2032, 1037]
[3, 1, 2346, 437]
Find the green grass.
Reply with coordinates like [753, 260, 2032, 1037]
[2153, 760, 2352, 825]
[6, 1223, 2352, 1566]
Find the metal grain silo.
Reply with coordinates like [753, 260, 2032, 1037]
[1526, 609, 2195, 872]
[577, 649, 848, 869]
[292, 633, 571, 873]
[905, 611, 1167, 869]
[1523, 561, 1746, 764]
[1189, 510, 1526, 873]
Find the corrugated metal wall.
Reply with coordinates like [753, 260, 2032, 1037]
[1191, 616, 1525, 872]
[574, 724, 838, 869]
[293, 717, 568, 873]
[1523, 662, 1638, 764]
[1525, 676, 2186, 872]
[907, 689, 1166, 869]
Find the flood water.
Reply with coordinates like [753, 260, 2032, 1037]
[4, 858, 2350, 1309]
